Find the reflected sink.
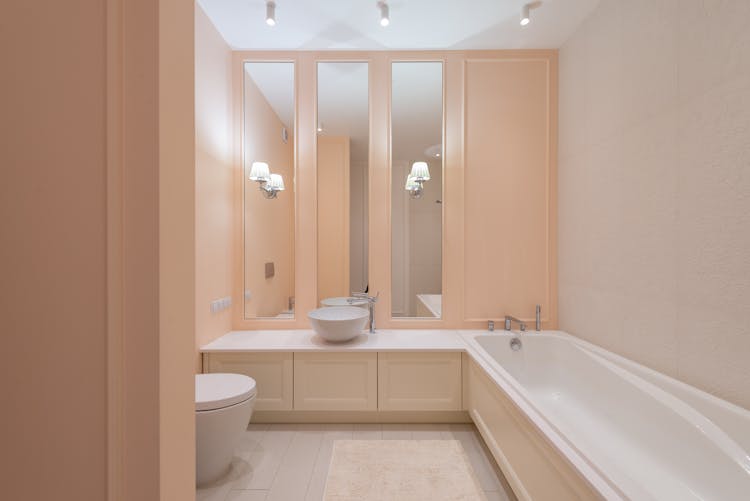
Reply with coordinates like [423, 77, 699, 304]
[320, 296, 368, 308]
[308, 306, 368, 343]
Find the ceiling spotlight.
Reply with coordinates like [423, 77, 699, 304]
[265, 1, 276, 26]
[520, 4, 530, 25]
[520, 2, 541, 26]
[378, 1, 390, 27]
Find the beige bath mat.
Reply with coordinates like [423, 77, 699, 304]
[323, 440, 487, 501]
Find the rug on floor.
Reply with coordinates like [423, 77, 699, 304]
[323, 439, 487, 501]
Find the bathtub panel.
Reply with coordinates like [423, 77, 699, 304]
[468, 360, 601, 501]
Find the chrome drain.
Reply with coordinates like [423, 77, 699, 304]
[510, 337, 522, 351]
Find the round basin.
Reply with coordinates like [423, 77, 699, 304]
[308, 306, 368, 343]
[320, 296, 368, 308]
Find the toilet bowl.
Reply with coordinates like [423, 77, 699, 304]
[195, 373, 257, 486]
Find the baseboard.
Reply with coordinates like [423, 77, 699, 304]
[251, 410, 472, 424]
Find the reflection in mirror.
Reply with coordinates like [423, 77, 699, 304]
[243, 62, 295, 319]
[391, 62, 443, 318]
[316, 62, 369, 305]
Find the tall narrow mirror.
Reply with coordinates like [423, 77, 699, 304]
[316, 62, 369, 305]
[243, 62, 295, 319]
[391, 62, 443, 318]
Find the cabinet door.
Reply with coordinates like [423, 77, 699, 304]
[293, 353, 377, 411]
[378, 352, 462, 411]
[205, 352, 293, 411]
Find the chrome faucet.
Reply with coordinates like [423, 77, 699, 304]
[535, 304, 541, 331]
[352, 291, 379, 333]
[504, 315, 527, 332]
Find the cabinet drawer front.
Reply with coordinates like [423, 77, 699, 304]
[294, 353, 377, 411]
[205, 352, 293, 411]
[378, 352, 462, 411]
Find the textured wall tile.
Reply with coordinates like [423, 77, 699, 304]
[559, 0, 750, 409]
[677, 0, 750, 102]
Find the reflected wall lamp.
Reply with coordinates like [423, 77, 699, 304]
[405, 161, 430, 199]
[249, 161, 285, 199]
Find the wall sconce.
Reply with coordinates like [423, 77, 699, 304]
[405, 161, 430, 199]
[249, 161, 285, 199]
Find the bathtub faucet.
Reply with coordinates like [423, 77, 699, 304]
[504, 315, 527, 332]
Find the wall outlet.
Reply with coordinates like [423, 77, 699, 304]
[210, 296, 233, 314]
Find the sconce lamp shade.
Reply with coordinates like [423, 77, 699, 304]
[409, 161, 430, 181]
[249, 161, 270, 181]
[267, 173, 285, 191]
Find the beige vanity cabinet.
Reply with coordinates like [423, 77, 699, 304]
[377, 352, 462, 411]
[204, 352, 293, 410]
[204, 350, 464, 413]
[293, 352, 378, 411]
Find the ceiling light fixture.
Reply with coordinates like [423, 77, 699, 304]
[265, 1, 276, 26]
[520, 4, 530, 26]
[520, 2, 541, 26]
[378, 1, 390, 27]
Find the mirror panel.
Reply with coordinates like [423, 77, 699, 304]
[391, 62, 443, 319]
[243, 62, 295, 319]
[316, 62, 370, 305]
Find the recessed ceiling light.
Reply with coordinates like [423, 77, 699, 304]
[378, 1, 390, 27]
[265, 1, 276, 26]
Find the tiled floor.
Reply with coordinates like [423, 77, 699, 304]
[197, 423, 517, 501]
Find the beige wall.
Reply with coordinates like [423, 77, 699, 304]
[243, 74, 295, 318]
[2, 0, 196, 498]
[1, 1, 108, 499]
[195, 5, 234, 367]
[558, 0, 750, 409]
[232, 51, 557, 331]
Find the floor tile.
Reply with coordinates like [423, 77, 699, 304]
[411, 423, 451, 439]
[266, 427, 324, 501]
[198, 423, 515, 501]
[225, 490, 268, 501]
[304, 425, 354, 500]
[233, 425, 296, 490]
[352, 423, 382, 440]
[381, 423, 413, 440]
[484, 489, 513, 501]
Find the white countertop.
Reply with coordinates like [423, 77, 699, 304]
[200, 329, 468, 352]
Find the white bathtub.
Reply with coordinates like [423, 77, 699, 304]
[463, 331, 750, 501]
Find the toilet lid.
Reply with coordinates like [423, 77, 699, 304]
[195, 373, 257, 411]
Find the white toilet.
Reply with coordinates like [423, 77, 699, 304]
[195, 373, 257, 486]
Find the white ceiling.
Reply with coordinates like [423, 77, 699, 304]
[237, 0, 600, 165]
[199, 0, 599, 50]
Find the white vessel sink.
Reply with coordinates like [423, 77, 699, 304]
[320, 296, 368, 308]
[308, 306, 368, 343]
